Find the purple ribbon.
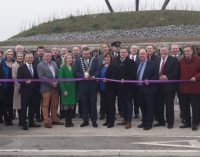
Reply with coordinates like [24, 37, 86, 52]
[0, 78, 192, 84]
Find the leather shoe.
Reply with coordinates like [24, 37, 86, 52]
[107, 124, 114, 128]
[29, 123, 41, 127]
[92, 122, 98, 128]
[22, 125, 28, 130]
[80, 121, 89, 127]
[125, 122, 131, 129]
[153, 122, 165, 127]
[44, 122, 52, 128]
[167, 124, 173, 129]
[117, 120, 127, 125]
[52, 121, 64, 125]
[103, 121, 108, 126]
[143, 126, 152, 130]
[138, 123, 145, 128]
[180, 124, 191, 128]
[192, 125, 198, 131]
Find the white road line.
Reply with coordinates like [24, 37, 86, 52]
[0, 134, 200, 138]
[1, 149, 200, 156]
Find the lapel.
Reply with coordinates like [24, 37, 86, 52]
[24, 64, 32, 78]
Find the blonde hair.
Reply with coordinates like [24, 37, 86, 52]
[62, 53, 73, 66]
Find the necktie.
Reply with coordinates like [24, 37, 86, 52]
[160, 58, 165, 75]
[137, 63, 144, 80]
[28, 65, 33, 77]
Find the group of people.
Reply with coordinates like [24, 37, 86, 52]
[0, 42, 199, 131]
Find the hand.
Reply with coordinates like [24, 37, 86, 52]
[52, 82, 58, 88]
[26, 80, 31, 84]
[84, 75, 90, 80]
[90, 76, 95, 80]
[121, 79, 124, 84]
[103, 78, 108, 82]
[190, 77, 196, 82]
[160, 75, 167, 80]
[64, 91, 68, 96]
[144, 79, 149, 85]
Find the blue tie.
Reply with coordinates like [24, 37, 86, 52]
[28, 65, 33, 77]
[137, 63, 144, 80]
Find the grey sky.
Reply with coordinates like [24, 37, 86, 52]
[0, 0, 200, 41]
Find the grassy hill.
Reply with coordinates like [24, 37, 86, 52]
[12, 10, 200, 38]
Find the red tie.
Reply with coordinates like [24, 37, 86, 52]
[160, 58, 165, 75]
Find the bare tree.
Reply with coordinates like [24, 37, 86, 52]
[105, 0, 114, 13]
[135, 0, 140, 11]
[161, 0, 170, 10]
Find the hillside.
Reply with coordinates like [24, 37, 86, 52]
[12, 10, 200, 38]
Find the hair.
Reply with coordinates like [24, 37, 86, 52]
[37, 46, 44, 51]
[62, 53, 73, 66]
[82, 47, 90, 52]
[103, 53, 112, 62]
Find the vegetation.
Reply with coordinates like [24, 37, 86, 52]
[11, 10, 200, 39]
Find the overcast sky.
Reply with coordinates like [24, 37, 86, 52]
[0, 0, 200, 41]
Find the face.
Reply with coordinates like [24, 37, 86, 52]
[104, 55, 111, 64]
[130, 46, 138, 55]
[72, 47, 80, 56]
[6, 51, 13, 61]
[25, 54, 34, 64]
[37, 48, 44, 57]
[171, 45, 179, 56]
[43, 52, 52, 63]
[120, 49, 128, 59]
[146, 45, 154, 56]
[82, 50, 90, 59]
[16, 53, 24, 62]
[160, 47, 169, 58]
[102, 44, 109, 54]
[52, 48, 59, 56]
[139, 49, 148, 62]
[61, 48, 67, 57]
[15, 46, 24, 53]
[184, 47, 193, 58]
[66, 55, 73, 65]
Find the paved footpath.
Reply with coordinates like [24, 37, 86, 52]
[0, 104, 200, 157]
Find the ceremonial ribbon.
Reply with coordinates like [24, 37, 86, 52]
[0, 78, 193, 84]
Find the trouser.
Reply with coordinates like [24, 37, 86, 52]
[21, 91, 36, 126]
[119, 94, 133, 123]
[179, 93, 200, 126]
[137, 87, 155, 126]
[100, 90, 106, 117]
[34, 92, 42, 119]
[3, 90, 13, 124]
[41, 88, 59, 124]
[157, 90, 175, 125]
[79, 90, 97, 123]
[105, 90, 116, 125]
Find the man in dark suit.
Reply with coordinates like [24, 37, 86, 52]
[129, 45, 140, 119]
[32, 46, 45, 122]
[17, 52, 41, 130]
[75, 47, 99, 128]
[117, 48, 136, 129]
[146, 44, 159, 62]
[154, 45, 179, 129]
[137, 49, 158, 130]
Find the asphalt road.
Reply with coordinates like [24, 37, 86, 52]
[0, 103, 200, 157]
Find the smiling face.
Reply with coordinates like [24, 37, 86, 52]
[65, 54, 73, 65]
[139, 49, 148, 62]
[5, 50, 13, 61]
[160, 47, 169, 58]
[16, 53, 24, 63]
[183, 47, 193, 59]
[43, 52, 52, 63]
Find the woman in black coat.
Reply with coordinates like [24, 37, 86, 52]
[99, 53, 118, 128]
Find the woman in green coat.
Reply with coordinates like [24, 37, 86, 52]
[58, 53, 77, 127]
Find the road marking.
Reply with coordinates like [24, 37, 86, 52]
[132, 140, 200, 149]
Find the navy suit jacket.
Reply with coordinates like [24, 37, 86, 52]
[136, 60, 158, 94]
[17, 64, 39, 94]
[75, 56, 99, 91]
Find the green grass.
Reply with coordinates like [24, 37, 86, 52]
[12, 10, 200, 38]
